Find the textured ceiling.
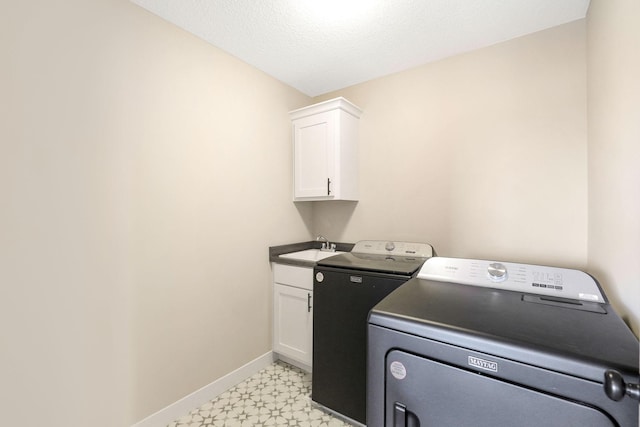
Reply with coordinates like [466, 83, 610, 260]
[131, 0, 590, 96]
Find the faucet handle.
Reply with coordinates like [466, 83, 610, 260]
[317, 235, 335, 251]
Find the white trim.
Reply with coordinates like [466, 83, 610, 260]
[131, 351, 276, 427]
[289, 97, 362, 120]
[274, 353, 311, 373]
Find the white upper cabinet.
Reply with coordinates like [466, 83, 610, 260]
[290, 97, 362, 201]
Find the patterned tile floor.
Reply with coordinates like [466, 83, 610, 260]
[168, 361, 353, 427]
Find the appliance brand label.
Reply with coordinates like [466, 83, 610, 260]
[350, 276, 362, 283]
[468, 356, 498, 373]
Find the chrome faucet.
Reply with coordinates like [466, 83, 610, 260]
[316, 235, 336, 252]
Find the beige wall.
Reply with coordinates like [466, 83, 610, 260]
[587, 0, 640, 335]
[1, 0, 311, 425]
[315, 21, 588, 268]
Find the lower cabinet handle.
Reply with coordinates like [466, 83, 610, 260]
[307, 293, 312, 312]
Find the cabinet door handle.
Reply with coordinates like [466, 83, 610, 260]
[307, 293, 312, 312]
[327, 178, 331, 195]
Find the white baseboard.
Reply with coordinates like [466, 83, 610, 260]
[132, 351, 276, 427]
[274, 353, 311, 373]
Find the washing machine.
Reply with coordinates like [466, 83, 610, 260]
[367, 257, 639, 426]
[313, 240, 434, 425]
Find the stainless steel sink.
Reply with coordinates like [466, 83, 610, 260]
[279, 249, 345, 262]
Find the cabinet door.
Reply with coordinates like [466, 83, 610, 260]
[293, 111, 335, 199]
[273, 283, 313, 366]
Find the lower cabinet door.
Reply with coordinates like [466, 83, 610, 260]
[273, 283, 313, 366]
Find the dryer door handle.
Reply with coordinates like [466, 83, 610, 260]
[394, 402, 407, 427]
[394, 402, 420, 427]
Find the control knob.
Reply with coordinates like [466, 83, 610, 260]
[488, 262, 508, 282]
[604, 370, 640, 402]
[385, 241, 395, 252]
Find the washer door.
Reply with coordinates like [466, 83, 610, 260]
[385, 350, 615, 427]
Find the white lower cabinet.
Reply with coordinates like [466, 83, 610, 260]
[272, 263, 313, 369]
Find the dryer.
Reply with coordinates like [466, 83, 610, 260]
[367, 257, 639, 427]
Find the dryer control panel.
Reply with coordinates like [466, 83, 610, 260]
[418, 257, 605, 303]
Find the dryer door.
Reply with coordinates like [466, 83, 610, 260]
[385, 350, 615, 427]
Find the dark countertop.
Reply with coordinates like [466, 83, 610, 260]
[269, 240, 355, 267]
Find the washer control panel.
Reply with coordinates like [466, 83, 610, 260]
[351, 240, 434, 258]
[418, 257, 605, 303]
